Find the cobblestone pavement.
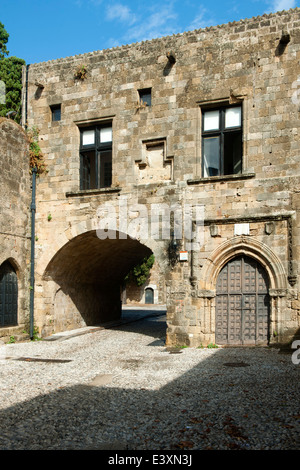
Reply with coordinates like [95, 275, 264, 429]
[0, 309, 299, 451]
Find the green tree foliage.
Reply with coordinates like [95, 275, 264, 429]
[125, 254, 155, 287]
[0, 22, 9, 59]
[0, 22, 25, 122]
[0, 56, 25, 121]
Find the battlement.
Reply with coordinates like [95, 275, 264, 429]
[28, 7, 300, 67]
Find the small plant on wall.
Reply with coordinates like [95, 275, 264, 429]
[74, 64, 88, 80]
[27, 126, 48, 176]
[124, 254, 155, 286]
[135, 99, 147, 113]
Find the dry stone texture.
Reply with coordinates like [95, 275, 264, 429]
[1, 8, 299, 346]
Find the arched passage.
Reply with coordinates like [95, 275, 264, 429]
[44, 230, 154, 330]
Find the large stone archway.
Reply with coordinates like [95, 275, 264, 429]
[41, 229, 165, 334]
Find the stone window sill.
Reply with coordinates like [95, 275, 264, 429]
[66, 187, 122, 197]
[187, 173, 255, 185]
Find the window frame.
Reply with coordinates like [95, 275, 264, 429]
[138, 88, 152, 107]
[79, 122, 112, 190]
[50, 104, 61, 122]
[201, 104, 243, 178]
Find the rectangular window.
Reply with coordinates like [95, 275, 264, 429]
[79, 123, 112, 190]
[138, 88, 152, 107]
[51, 104, 61, 122]
[202, 105, 242, 177]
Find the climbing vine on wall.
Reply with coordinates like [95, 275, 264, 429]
[27, 126, 48, 176]
[124, 254, 155, 287]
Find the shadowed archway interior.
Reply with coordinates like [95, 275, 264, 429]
[44, 230, 153, 328]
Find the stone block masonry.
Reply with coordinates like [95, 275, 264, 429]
[0, 119, 31, 340]
[20, 8, 300, 346]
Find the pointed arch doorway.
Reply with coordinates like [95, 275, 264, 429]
[216, 255, 270, 345]
[0, 261, 18, 327]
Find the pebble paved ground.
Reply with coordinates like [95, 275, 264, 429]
[0, 311, 299, 451]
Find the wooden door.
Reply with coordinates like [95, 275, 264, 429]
[0, 262, 18, 327]
[216, 256, 269, 345]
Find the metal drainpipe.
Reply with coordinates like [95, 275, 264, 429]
[30, 167, 37, 340]
[25, 63, 36, 339]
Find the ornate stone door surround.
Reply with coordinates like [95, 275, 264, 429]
[198, 236, 288, 345]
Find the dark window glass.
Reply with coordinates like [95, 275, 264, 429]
[79, 124, 112, 190]
[202, 105, 242, 177]
[51, 104, 61, 122]
[203, 136, 220, 176]
[138, 88, 152, 106]
[80, 151, 95, 190]
[99, 150, 112, 188]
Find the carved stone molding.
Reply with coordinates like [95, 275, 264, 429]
[200, 236, 288, 292]
[197, 289, 216, 298]
[269, 288, 288, 298]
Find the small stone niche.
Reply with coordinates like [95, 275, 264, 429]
[136, 139, 173, 183]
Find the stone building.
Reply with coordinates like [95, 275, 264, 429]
[16, 8, 300, 346]
[0, 118, 31, 341]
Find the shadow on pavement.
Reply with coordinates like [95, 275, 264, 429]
[0, 319, 299, 451]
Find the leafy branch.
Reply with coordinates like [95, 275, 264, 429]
[124, 254, 155, 287]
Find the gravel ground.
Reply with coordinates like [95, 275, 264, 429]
[0, 312, 299, 451]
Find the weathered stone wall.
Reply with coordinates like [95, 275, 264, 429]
[24, 8, 300, 344]
[125, 259, 166, 305]
[0, 118, 31, 339]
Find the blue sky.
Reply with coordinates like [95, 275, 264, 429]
[1, 0, 299, 64]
